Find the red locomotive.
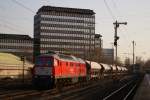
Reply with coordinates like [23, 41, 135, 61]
[32, 52, 88, 88]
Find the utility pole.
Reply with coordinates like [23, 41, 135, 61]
[113, 20, 127, 67]
[110, 42, 114, 64]
[21, 56, 25, 83]
[101, 39, 103, 63]
[99, 35, 102, 63]
[132, 41, 135, 65]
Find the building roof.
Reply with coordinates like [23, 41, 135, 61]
[37, 6, 95, 15]
[0, 33, 33, 40]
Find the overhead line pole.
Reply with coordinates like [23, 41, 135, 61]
[132, 41, 135, 65]
[113, 20, 127, 68]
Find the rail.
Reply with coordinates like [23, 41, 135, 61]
[103, 76, 143, 100]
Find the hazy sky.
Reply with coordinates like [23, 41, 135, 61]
[0, 0, 150, 61]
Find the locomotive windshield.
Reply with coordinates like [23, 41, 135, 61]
[35, 57, 53, 67]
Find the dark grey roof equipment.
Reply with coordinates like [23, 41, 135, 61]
[37, 6, 95, 15]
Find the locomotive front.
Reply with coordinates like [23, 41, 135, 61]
[32, 54, 55, 89]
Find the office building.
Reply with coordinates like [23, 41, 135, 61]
[34, 6, 95, 59]
[0, 33, 33, 61]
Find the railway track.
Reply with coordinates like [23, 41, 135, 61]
[46, 80, 112, 100]
[103, 75, 143, 100]
[48, 75, 135, 100]
[0, 75, 136, 100]
[0, 79, 104, 99]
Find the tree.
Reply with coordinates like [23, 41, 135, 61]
[135, 56, 144, 69]
[143, 59, 150, 72]
[124, 58, 131, 66]
[144, 59, 150, 68]
[91, 47, 102, 63]
[113, 57, 123, 66]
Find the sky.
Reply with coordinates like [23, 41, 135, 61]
[0, 0, 150, 61]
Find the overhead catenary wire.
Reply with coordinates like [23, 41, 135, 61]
[109, 0, 130, 41]
[103, 0, 129, 54]
[110, 0, 131, 42]
[1, 24, 27, 34]
[0, 17, 26, 30]
[11, 0, 35, 14]
[40, 0, 51, 6]
[103, 0, 129, 52]
[103, 0, 116, 21]
[0, 0, 35, 36]
[103, 0, 132, 59]
[110, 0, 133, 44]
[0, 16, 27, 34]
[111, 0, 117, 10]
[110, 0, 122, 20]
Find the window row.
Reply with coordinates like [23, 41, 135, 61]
[41, 15, 94, 22]
[40, 35, 95, 40]
[40, 17, 94, 24]
[40, 21, 95, 29]
[40, 30, 94, 35]
[0, 45, 33, 49]
[41, 26, 95, 33]
[0, 48, 33, 53]
[40, 44, 93, 49]
[40, 12, 94, 18]
[40, 29, 85, 34]
[0, 43, 33, 47]
[40, 38, 95, 44]
[40, 41, 95, 46]
[0, 40, 32, 44]
[41, 32, 85, 38]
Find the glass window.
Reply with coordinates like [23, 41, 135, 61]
[35, 57, 52, 66]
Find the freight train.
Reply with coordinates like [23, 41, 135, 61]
[32, 52, 128, 89]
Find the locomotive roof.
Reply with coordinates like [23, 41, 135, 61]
[57, 54, 85, 63]
[38, 53, 85, 63]
[73, 57, 85, 64]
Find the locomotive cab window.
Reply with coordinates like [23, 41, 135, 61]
[35, 57, 53, 67]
